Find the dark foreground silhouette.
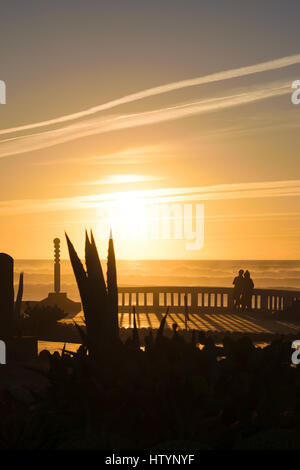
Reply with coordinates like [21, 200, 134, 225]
[1, 328, 300, 450]
[0, 233, 299, 450]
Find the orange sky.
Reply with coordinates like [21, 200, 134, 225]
[1, 2, 300, 259]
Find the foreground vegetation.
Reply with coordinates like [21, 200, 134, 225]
[1, 231, 300, 450]
[0, 329, 300, 450]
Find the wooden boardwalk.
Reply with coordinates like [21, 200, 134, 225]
[119, 312, 300, 335]
[63, 311, 300, 335]
[62, 285, 300, 335]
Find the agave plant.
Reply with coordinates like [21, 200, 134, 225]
[65, 230, 119, 355]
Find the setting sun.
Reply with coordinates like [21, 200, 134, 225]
[96, 197, 150, 242]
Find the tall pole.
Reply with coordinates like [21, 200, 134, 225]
[53, 238, 61, 294]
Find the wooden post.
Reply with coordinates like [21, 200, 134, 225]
[228, 289, 234, 311]
[191, 291, 197, 314]
[260, 293, 268, 312]
[153, 291, 159, 311]
[0, 253, 14, 337]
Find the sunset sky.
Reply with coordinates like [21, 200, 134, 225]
[1, 0, 300, 260]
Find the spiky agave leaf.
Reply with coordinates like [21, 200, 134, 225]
[65, 233, 98, 349]
[155, 307, 169, 344]
[85, 231, 107, 293]
[73, 321, 88, 347]
[107, 229, 119, 340]
[85, 231, 107, 312]
[65, 233, 87, 298]
[61, 349, 77, 356]
[85, 231, 108, 346]
[132, 306, 139, 349]
[14, 272, 24, 320]
[90, 230, 107, 289]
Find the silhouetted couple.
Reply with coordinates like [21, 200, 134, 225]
[232, 269, 254, 312]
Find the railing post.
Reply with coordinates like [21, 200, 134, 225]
[283, 295, 293, 310]
[260, 293, 268, 312]
[191, 292, 197, 313]
[153, 291, 159, 311]
[228, 289, 234, 311]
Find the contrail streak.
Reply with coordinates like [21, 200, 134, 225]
[1, 52, 300, 136]
[0, 80, 291, 159]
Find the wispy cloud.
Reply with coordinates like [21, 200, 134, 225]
[206, 212, 300, 221]
[33, 146, 166, 166]
[0, 79, 292, 159]
[1, 52, 300, 136]
[73, 174, 163, 186]
[1, 179, 300, 216]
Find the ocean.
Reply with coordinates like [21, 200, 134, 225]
[13, 259, 300, 301]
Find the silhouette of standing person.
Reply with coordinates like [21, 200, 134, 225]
[242, 270, 254, 311]
[232, 270, 244, 311]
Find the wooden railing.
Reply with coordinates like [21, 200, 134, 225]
[117, 286, 300, 313]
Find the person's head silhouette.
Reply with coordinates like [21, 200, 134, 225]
[238, 269, 244, 276]
[244, 270, 250, 278]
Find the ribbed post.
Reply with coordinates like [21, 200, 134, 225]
[53, 238, 61, 294]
